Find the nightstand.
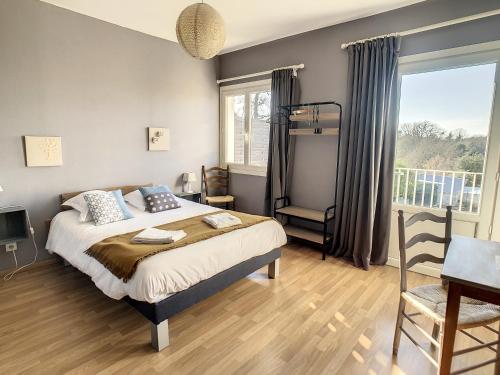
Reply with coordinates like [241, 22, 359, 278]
[175, 191, 201, 203]
[0, 206, 29, 246]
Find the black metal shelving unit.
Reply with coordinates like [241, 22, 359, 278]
[274, 101, 342, 260]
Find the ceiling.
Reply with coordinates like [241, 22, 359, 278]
[40, 0, 425, 54]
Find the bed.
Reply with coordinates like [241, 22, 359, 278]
[46, 185, 286, 351]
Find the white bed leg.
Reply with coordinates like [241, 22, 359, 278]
[151, 320, 169, 351]
[268, 258, 280, 279]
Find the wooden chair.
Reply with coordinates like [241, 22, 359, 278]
[201, 165, 235, 210]
[393, 206, 500, 373]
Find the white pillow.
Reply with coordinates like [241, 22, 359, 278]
[124, 190, 146, 211]
[62, 190, 102, 222]
[84, 191, 125, 226]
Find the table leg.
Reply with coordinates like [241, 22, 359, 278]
[439, 282, 461, 375]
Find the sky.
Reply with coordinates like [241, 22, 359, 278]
[398, 63, 497, 136]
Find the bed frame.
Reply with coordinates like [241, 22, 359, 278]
[57, 184, 281, 351]
[127, 249, 280, 350]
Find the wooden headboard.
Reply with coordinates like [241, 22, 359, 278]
[60, 184, 152, 208]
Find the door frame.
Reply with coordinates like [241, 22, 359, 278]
[395, 40, 500, 240]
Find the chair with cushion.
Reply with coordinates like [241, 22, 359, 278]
[201, 165, 235, 210]
[393, 206, 500, 373]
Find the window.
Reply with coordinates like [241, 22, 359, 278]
[393, 58, 497, 214]
[220, 80, 271, 176]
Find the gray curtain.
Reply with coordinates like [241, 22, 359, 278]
[265, 69, 297, 216]
[333, 36, 401, 269]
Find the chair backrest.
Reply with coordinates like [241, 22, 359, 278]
[397, 206, 452, 291]
[201, 165, 230, 199]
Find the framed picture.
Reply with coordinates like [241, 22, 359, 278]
[148, 127, 170, 151]
[24, 136, 63, 167]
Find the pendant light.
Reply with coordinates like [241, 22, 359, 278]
[176, 1, 225, 60]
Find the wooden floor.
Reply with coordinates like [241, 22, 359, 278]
[0, 244, 497, 374]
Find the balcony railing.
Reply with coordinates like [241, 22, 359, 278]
[392, 168, 483, 214]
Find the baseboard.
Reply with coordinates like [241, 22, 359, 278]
[387, 257, 441, 278]
[0, 257, 59, 277]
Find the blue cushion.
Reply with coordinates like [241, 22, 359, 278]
[139, 185, 171, 198]
[112, 190, 134, 219]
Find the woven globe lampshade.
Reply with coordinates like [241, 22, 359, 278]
[176, 2, 225, 60]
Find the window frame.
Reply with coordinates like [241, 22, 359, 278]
[393, 40, 500, 224]
[219, 79, 272, 177]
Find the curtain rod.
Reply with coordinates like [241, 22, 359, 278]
[340, 9, 500, 50]
[216, 63, 304, 84]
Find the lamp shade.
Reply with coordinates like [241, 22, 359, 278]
[176, 3, 225, 60]
[183, 172, 197, 183]
[0, 185, 3, 192]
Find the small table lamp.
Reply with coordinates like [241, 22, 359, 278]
[183, 173, 197, 193]
[0, 185, 3, 192]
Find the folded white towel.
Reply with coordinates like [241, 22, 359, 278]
[131, 228, 186, 244]
[203, 212, 242, 229]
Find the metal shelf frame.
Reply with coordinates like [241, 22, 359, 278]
[275, 101, 342, 260]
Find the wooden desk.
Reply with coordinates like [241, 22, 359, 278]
[440, 235, 500, 374]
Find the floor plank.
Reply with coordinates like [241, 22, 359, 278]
[0, 244, 496, 374]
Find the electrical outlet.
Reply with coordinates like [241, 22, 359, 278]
[5, 242, 17, 252]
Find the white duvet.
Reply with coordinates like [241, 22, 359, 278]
[46, 199, 287, 303]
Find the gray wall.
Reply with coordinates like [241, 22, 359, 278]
[0, 0, 219, 270]
[218, 0, 500, 215]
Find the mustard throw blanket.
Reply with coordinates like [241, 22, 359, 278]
[85, 210, 272, 282]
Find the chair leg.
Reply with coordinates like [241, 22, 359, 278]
[437, 323, 444, 371]
[431, 323, 440, 351]
[495, 322, 500, 375]
[393, 296, 406, 356]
